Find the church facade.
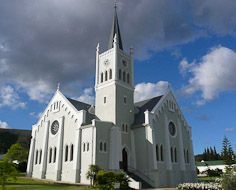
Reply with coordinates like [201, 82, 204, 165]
[27, 9, 196, 188]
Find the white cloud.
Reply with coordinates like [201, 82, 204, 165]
[19, 80, 53, 103]
[134, 81, 169, 102]
[0, 85, 26, 109]
[225, 128, 235, 132]
[0, 120, 9, 129]
[181, 46, 236, 104]
[30, 112, 43, 119]
[76, 88, 95, 105]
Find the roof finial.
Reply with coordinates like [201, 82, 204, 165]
[114, 0, 117, 10]
[57, 82, 60, 91]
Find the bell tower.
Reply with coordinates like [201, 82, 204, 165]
[95, 6, 134, 128]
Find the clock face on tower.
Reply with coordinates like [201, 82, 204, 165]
[51, 120, 59, 135]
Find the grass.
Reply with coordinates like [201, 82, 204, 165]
[197, 176, 219, 183]
[3, 176, 89, 190]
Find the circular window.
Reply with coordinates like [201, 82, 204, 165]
[168, 122, 176, 136]
[51, 120, 59, 135]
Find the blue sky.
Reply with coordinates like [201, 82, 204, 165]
[0, 0, 236, 155]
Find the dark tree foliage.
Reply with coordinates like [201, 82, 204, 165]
[221, 136, 235, 165]
[0, 132, 17, 154]
[195, 146, 221, 161]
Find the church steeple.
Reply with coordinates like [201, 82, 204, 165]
[108, 4, 123, 50]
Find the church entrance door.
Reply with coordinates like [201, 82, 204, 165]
[122, 148, 128, 171]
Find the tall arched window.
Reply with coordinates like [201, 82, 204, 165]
[174, 147, 177, 162]
[65, 145, 68, 162]
[105, 71, 108, 81]
[156, 144, 159, 161]
[70, 144, 74, 161]
[160, 145, 164, 161]
[87, 143, 89, 151]
[123, 71, 126, 82]
[49, 148, 52, 163]
[83, 143, 86, 152]
[109, 69, 112, 79]
[54, 147, 57, 163]
[184, 149, 186, 163]
[171, 147, 173, 162]
[119, 69, 122, 79]
[35, 150, 38, 165]
[100, 142, 103, 151]
[39, 150, 42, 164]
[101, 73, 103, 83]
[127, 73, 130, 84]
[104, 142, 107, 152]
[186, 150, 189, 163]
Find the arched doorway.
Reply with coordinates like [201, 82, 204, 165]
[122, 148, 128, 171]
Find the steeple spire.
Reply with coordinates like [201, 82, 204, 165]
[108, 3, 123, 50]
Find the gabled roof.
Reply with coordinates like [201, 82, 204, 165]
[133, 95, 163, 125]
[66, 97, 95, 124]
[66, 97, 91, 111]
[108, 7, 123, 50]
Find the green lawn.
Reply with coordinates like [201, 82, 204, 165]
[197, 176, 219, 183]
[3, 177, 89, 190]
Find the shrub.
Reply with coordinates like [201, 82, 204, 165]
[221, 166, 236, 190]
[0, 161, 18, 190]
[207, 168, 223, 177]
[177, 182, 222, 190]
[95, 170, 130, 190]
[86, 165, 101, 186]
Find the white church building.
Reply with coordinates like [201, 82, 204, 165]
[27, 8, 197, 188]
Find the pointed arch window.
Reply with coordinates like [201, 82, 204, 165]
[83, 143, 86, 152]
[123, 71, 126, 82]
[39, 150, 42, 164]
[65, 145, 68, 162]
[54, 147, 57, 163]
[174, 147, 177, 162]
[119, 69, 122, 80]
[109, 69, 112, 79]
[49, 148, 52, 163]
[35, 150, 38, 165]
[104, 142, 107, 152]
[160, 145, 164, 161]
[171, 147, 173, 162]
[101, 73, 103, 83]
[100, 142, 103, 151]
[156, 144, 159, 161]
[127, 73, 130, 84]
[70, 144, 74, 161]
[87, 143, 89, 151]
[105, 71, 108, 81]
[186, 150, 189, 163]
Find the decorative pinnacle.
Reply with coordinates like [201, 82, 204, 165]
[114, 0, 117, 10]
[57, 82, 60, 91]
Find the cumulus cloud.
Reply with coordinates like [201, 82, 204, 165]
[76, 88, 95, 105]
[134, 81, 169, 102]
[0, 1, 236, 103]
[0, 120, 9, 129]
[181, 46, 236, 104]
[0, 85, 26, 109]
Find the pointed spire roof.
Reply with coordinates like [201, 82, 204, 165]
[108, 5, 123, 50]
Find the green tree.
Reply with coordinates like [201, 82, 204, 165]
[4, 143, 28, 163]
[221, 136, 235, 165]
[0, 161, 17, 190]
[86, 164, 101, 186]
